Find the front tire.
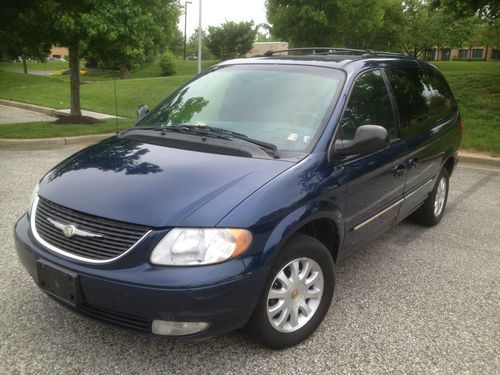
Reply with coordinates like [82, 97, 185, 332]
[247, 234, 335, 349]
[412, 168, 450, 226]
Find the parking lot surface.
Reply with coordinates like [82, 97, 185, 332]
[0, 148, 498, 374]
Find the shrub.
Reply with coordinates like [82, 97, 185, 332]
[159, 52, 177, 76]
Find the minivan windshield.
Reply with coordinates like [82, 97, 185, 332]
[136, 64, 345, 152]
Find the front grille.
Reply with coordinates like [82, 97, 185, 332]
[77, 303, 151, 332]
[34, 197, 150, 262]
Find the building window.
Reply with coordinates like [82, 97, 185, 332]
[492, 49, 500, 60]
[441, 49, 451, 60]
[458, 49, 468, 59]
[472, 48, 484, 58]
[427, 49, 436, 60]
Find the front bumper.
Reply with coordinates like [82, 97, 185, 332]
[14, 214, 266, 339]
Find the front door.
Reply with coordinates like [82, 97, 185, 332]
[337, 69, 407, 254]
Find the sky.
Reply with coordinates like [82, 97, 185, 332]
[178, 0, 267, 37]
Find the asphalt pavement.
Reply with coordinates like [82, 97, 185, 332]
[0, 147, 498, 374]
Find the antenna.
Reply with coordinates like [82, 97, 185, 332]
[113, 71, 119, 134]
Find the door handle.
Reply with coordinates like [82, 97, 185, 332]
[393, 164, 407, 177]
[408, 158, 418, 170]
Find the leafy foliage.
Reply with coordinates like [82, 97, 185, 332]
[206, 21, 257, 60]
[159, 51, 177, 76]
[266, 0, 405, 49]
[0, 0, 181, 116]
[265, 0, 498, 53]
[187, 28, 215, 60]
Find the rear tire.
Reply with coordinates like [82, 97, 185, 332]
[247, 234, 335, 349]
[412, 168, 450, 226]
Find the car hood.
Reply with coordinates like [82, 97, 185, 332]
[38, 137, 293, 227]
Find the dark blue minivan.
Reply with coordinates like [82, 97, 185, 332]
[15, 48, 462, 349]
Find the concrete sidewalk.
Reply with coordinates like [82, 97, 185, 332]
[0, 104, 56, 124]
[0, 99, 123, 121]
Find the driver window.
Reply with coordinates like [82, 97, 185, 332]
[340, 70, 397, 141]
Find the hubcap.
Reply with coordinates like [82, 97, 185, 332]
[434, 176, 447, 217]
[266, 257, 324, 333]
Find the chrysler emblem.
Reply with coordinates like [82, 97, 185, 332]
[63, 224, 77, 238]
[46, 217, 103, 238]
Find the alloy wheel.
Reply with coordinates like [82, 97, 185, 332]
[434, 176, 447, 217]
[266, 257, 324, 333]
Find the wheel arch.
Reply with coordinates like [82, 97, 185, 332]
[249, 203, 345, 272]
[442, 149, 457, 176]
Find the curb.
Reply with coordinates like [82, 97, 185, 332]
[458, 151, 500, 168]
[0, 133, 114, 150]
[0, 99, 124, 120]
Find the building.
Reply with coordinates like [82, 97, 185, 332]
[247, 42, 289, 57]
[424, 46, 499, 61]
[49, 46, 69, 60]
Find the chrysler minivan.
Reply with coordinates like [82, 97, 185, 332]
[15, 48, 462, 349]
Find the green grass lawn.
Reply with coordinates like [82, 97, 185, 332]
[0, 59, 498, 155]
[130, 59, 218, 78]
[433, 61, 500, 155]
[0, 119, 135, 139]
[0, 70, 191, 117]
[0, 61, 69, 73]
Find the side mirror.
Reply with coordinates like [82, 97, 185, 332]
[136, 104, 150, 121]
[334, 125, 389, 158]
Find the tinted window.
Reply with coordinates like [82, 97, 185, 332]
[340, 70, 397, 141]
[421, 68, 457, 120]
[386, 67, 457, 138]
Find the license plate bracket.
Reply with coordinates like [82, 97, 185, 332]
[37, 261, 80, 307]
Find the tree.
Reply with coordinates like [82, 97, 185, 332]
[432, 0, 499, 21]
[83, 0, 180, 78]
[1, 0, 181, 118]
[206, 21, 257, 60]
[255, 23, 279, 42]
[0, 0, 51, 73]
[167, 27, 185, 57]
[187, 28, 215, 59]
[265, 0, 405, 50]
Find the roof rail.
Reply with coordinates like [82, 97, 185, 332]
[262, 47, 410, 59]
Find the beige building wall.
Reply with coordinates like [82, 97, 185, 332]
[247, 42, 289, 57]
[50, 46, 69, 59]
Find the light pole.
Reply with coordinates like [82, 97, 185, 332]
[183, 1, 192, 60]
[197, 0, 202, 74]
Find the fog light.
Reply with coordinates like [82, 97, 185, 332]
[151, 320, 210, 336]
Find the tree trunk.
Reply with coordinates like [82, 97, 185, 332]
[68, 42, 82, 117]
[22, 57, 28, 74]
[484, 46, 488, 61]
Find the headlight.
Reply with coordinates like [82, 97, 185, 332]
[29, 182, 39, 211]
[150, 228, 252, 266]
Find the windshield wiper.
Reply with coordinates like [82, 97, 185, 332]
[167, 125, 280, 159]
[193, 125, 280, 159]
[129, 125, 280, 158]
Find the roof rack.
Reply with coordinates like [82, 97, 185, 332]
[262, 47, 410, 59]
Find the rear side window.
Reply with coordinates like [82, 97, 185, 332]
[386, 67, 457, 139]
[340, 69, 398, 141]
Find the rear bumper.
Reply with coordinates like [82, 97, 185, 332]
[14, 214, 266, 339]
